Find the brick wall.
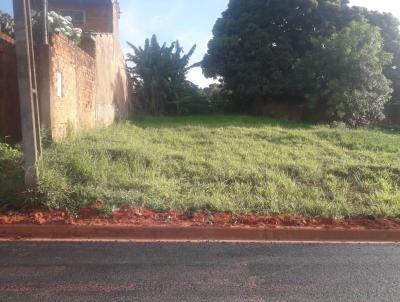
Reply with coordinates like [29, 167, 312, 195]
[2, 0, 132, 142]
[38, 32, 131, 141]
[0, 33, 21, 141]
[76, 47, 96, 130]
[40, 34, 96, 140]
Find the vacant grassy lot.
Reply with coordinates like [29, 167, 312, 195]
[1, 115, 400, 217]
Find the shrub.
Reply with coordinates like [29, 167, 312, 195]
[0, 143, 24, 208]
[203, 84, 231, 113]
[0, 10, 14, 38]
[175, 81, 210, 115]
[1, 10, 82, 44]
[33, 11, 82, 44]
[47, 11, 82, 44]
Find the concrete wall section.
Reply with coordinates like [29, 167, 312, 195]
[92, 33, 131, 126]
[35, 44, 52, 133]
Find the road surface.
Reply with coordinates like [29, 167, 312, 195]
[0, 242, 399, 301]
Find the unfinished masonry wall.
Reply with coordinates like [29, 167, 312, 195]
[0, 33, 21, 141]
[2, 1, 131, 142]
[38, 34, 96, 140]
[37, 32, 131, 141]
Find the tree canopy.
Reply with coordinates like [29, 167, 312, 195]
[296, 20, 393, 125]
[203, 0, 400, 125]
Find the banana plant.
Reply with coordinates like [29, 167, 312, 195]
[127, 34, 199, 115]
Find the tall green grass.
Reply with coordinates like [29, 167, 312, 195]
[0, 143, 25, 209]
[2, 115, 400, 217]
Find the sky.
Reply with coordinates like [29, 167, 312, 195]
[1, 0, 400, 87]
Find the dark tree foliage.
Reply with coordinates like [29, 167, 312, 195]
[356, 8, 400, 107]
[203, 0, 397, 125]
[295, 20, 393, 126]
[203, 84, 231, 113]
[203, 0, 350, 110]
[175, 82, 210, 115]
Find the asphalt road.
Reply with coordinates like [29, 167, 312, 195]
[0, 242, 399, 302]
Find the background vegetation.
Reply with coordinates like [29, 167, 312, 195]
[202, 0, 400, 126]
[127, 35, 204, 115]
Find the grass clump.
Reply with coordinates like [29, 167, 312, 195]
[2, 115, 400, 218]
[0, 142, 25, 208]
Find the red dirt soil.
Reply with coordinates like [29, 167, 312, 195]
[1, 204, 400, 229]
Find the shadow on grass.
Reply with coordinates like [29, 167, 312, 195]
[378, 124, 400, 136]
[129, 114, 314, 130]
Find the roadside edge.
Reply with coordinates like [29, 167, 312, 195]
[1, 224, 400, 243]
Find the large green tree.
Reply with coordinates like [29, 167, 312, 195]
[295, 20, 393, 126]
[127, 35, 199, 115]
[352, 8, 400, 120]
[202, 0, 350, 111]
[203, 0, 396, 125]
